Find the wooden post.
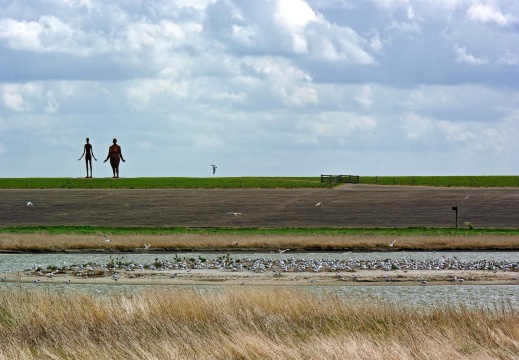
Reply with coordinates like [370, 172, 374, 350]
[452, 206, 458, 232]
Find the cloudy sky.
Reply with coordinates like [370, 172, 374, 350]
[0, 0, 518, 178]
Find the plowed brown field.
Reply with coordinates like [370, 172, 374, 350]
[1, 184, 518, 228]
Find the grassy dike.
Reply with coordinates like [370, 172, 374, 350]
[1, 175, 518, 189]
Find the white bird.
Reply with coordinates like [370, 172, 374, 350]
[227, 212, 242, 216]
[464, 194, 470, 200]
[231, 241, 238, 246]
[26, 202, 33, 206]
[315, 202, 322, 207]
[389, 240, 396, 247]
[211, 164, 217, 175]
[278, 249, 290, 254]
[102, 234, 111, 243]
[144, 244, 151, 250]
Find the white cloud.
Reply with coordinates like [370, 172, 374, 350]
[297, 111, 377, 140]
[0, 16, 108, 56]
[231, 24, 257, 46]
[389, 20, 421, 33]
[401, 113, 434, 140]
[466, 3, 516, 27]
[1, 83, 42, 112]
[126, 79, 189, 105]
[355, 85, 373, 109]
[497, 50, 518, 65]
[369, 33, 383, 52]
[284, 85, 318, 107]
[454, 43, 488, 65]
[437, 121, 476, 143]
[241, 56, 318, 107]
[274, 0, 318, 30]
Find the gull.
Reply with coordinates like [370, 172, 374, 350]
[464, 194, 470, 200]
[227, 212, 242, 216]
[278, 249, 290, 254]
[389, 240, 396, 247]
[102, 234, 111, 243]
[231, 241, 238, 246]
[26, 202, 33, 206]
[211, 164, 217, 175]
[143, 244, 151, 250]
[315, 202, 322, 207]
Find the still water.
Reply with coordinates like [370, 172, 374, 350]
[1, 251, 518, 309]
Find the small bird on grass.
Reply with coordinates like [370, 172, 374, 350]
[315, 202, 322, 207]
[389, 240, 396, 247]
[102, 234, 111, 243]
[144, 244, 151, 250]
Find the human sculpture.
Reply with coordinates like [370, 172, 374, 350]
[78, 138, 97, 178]
[103, 138, 125, 178]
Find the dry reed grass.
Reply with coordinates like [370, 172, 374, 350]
[0, 288, 517, 359]
[0, 233, 518, 252]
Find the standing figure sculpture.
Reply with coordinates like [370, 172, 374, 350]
[103, 138, 125, 178]
[78, 138, 97, 178]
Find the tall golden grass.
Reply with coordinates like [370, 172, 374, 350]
[0, 233, 518, 252]
[0, 288, 517, 359]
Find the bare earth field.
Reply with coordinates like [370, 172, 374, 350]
[1, 184, 518, 228]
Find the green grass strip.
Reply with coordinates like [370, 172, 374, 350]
[360, 175, 519, 187]
[0, 226, 518, 236]
[0, 175, 518, 189]
[0, 177, 324, 189]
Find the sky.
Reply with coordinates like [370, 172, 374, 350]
[0, 0, 518, 178]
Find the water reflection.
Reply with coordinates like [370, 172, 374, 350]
[0, 281, 516, 310]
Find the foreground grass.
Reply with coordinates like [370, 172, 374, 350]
[1, 229, 519, 252]
[0, 288, 517, 359]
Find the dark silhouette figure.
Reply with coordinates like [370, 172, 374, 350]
[103, 138, 125, 178]
[211, 164, 217, 175]
[78, 138, 97, 178]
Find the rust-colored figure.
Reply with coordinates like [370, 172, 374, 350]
[103, 138, 125, 178]
[78, 138, 97, 178]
